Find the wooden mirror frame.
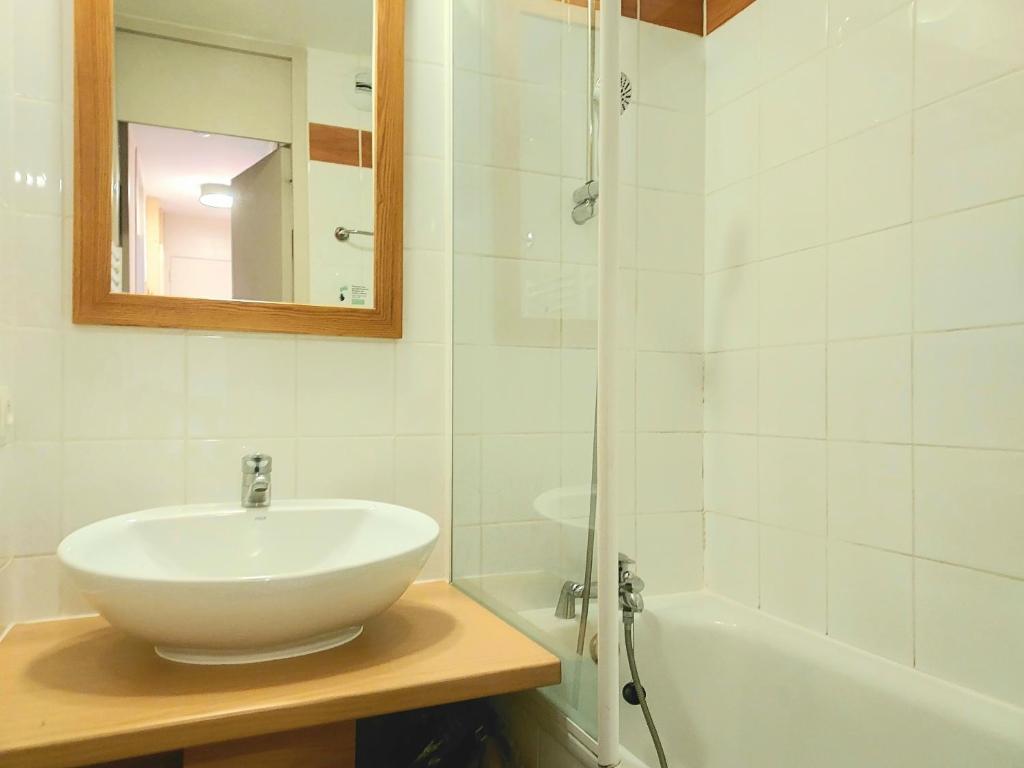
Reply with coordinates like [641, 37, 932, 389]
[73, 0, 404, 338]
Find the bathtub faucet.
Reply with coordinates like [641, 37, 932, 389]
[556, 554, 645, 620]
[555, 580, 595, 620]
[619, 554, 645, 616]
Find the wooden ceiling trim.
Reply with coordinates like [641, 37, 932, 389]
[706, 0, 757, 33]
[565, 0, 703, 35]
[639, 0, 704, 35]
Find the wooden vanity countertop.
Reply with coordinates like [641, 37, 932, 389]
[0, 581, 561, 768]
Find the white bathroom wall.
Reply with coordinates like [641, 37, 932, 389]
[450, 0, 705, 605]
[703, 0, 1024, 707]
[0, 0, 451, 626]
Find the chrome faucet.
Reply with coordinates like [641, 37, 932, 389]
[556, 553, 645, 620]
[556, 579, 597, 620]
[241, 453, 272, 508]
[618, 554, 645, 615]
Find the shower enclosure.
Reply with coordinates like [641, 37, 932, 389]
[450, 0, 612, 739]
[451, 0, 705, 763]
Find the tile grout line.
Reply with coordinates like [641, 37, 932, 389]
[908, 0, 919, 671]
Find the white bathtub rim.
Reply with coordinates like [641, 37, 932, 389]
[639, 589, 1024, 748]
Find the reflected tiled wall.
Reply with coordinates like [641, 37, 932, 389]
[703, 0, 1024, 707]
[0, 0, 451, 625]
[451, 0, 706, 601]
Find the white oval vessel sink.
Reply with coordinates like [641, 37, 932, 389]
[58, 500, 439, 665]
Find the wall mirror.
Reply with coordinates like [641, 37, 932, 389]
[74, 0, 404, 337]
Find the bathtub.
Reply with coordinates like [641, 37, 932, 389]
[521, 591, 1024, 768]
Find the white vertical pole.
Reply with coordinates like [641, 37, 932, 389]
[596, 0, 620, 765]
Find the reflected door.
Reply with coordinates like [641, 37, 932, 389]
[231, 147, 294, 302]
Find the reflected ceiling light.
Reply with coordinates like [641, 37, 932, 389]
[199, 183, 233, 209]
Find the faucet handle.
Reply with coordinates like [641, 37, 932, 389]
[242, 453, 272, 473]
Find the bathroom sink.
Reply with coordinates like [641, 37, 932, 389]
[58, 500, 439, 665]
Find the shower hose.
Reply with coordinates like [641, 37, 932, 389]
[624, 616, 668, 768]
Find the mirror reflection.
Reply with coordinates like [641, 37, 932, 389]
[112, 0, 376, 308]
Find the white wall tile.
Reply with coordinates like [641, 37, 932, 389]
[828, 336, 912, 443]
[913, 199, 1024, 332]
[759, 150, 828, 259]
[758, 0, 828, 82]
[637, 512, 703, 594]
[759, 345, 826, 438]
[452, 436, 481, 527]
[914, 326, 1024, 450]
[2, 442, 61, 556]
[638, 106, 704, 194]
[828, 5, 913, 141]
[828, 226, 912, 339]
[705, 178, 759, 272]
[706, 512, 760, 607]
[759, 247, 826, 346]
[11, 328, 61, 441]
[705, 351, 758, 434]
[405, 0, 446, 64]
[7, 98, 62, 215]
[914, 71, 1024, 219]
[452, 526, 482, 579]
[707, 93, 759, 192]
[705, 264, 758, 351]
[11, 0, 61, 101]
[828, 441, 912, 552]
[5, 555, 61, 622]
[760, 526, 826, 631]
[403, 250, 447, 343]
[704, 433, 758, 520]
[636, 271, 703, 353]
[828, 116, 912, 241]
[187, 335, 295, 439]
[405, 62, 445, 158]
[915, 560, 1024, 708]
[404, 155, 446, 251]
[479, 76, 561, 173]
[829, 0, 909, 44]
[480, 346, 560, 434]
[61, 440, 186, 535]
[637, 432, 702, 514]
[296, 340, 395, 436]
[295, 437, 395, 501]
[479, 0, 561, 86]
[637, 23, 704, 112]
[706, 1, 762, 112]
[395, 344, 446, 435]
[480, 520, 558, 575]
[828, 542, 913, 664]
[759, 55, 827, 169]
[636, 352, 703, 432]
[915, 447, 1024, 579]
[64, 330, 186, 440]
[915, 0, 1024, 107]
[471, 166, 562, 261]
[9, 213, 62, 328]
[637, 188, 704, 274]
[758, 437, 826, 534]
[480, 434, 560, 524]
